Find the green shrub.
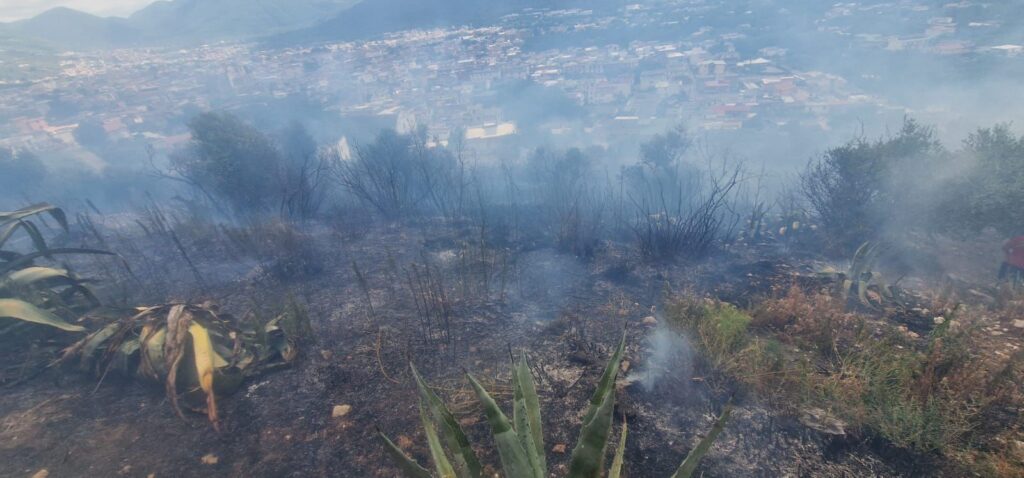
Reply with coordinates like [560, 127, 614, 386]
[936, 124, 1024, 235]
[800, 118, 943, 254]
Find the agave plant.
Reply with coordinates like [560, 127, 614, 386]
[379, 335, 731, 478]
[59, 302, 301, 429]
[1, 203, 117, 337]
[818, 241, 893, 308]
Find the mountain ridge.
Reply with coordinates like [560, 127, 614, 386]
[0, 0, 361, 50]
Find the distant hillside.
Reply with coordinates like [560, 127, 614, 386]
[130, 0, 361, 44]
[2, 7, 140, 50]
[0, 0, 360, 51]
[271, 0, 626, 45]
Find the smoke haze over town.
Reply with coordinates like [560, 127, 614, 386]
[1, 1, 1024, 477]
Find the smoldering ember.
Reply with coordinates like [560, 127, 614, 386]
[1, 1, 1024, 477]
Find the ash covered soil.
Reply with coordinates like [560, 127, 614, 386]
[0, 219, 1000, 477]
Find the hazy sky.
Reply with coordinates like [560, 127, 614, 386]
[0, 0, 156, 21]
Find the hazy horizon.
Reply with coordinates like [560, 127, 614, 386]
[0, 0, 156, 22]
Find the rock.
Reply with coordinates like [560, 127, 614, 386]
[1013, 319, 1024, 329]
[799, 408, 847, 436]
[201, 454, 219, 465]
[620, 360, 631, 373]
[332, 404, 352, 418]
[552, 443, 567, 454]
[933, 316, 945, 325]
[320, 350, 333, 360]
[641, 316, 658, 326]
[31, 470, 48, 478]
[397, 435, 414, 449]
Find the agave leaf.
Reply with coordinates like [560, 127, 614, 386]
[3, 266, 75, 288]
[512, 361, 544, 478]
[411, 364, 482, 478]
[378, 430, 433, 478]
[0, 203, 68, 231]
[857, 280, 871, 307]
[581, 334, 626, 426]
[467, 372, 536, 478]
[608, 419, 627, 478]
[0, 298, 85, 332]
[0, 219, 49, 254]
[188, 322, 219, 429]
[139, 323, 167, 379]
[163, 305, 192, 421]
[0, 248, 119, 274]
[567, 382, 616, 478]
[568, 334, 626, 478]
[513, 352, 545, 476]
[113, 338, 141, 372]
[79, 322, 123, 367]
[671, 405, 732, 478]
[840, 278, 853, 301]
[0, 222, 23, 250]
[264, 316, 297, 362]
[421, 402, 458, 478]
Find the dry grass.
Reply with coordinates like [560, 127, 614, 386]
[667, 286, 1024, 472]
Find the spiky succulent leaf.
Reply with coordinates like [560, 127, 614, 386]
[857, 280, 871, 307]
[0, 248, 119, 274]
[512, 355, 544, 478]
[467, 372, 536, 478]
[0, 203, 68, 231]
[515, 351, 545, 472]
[0, 298, 85, 332]
[671, 405, 732, 478]
[4, 266, 74, 287]
[0, 219, 49, 254]
[421, 402, 458, 478]
[581, 334, 626, 426]
[78, 321, 122, 366]
[378, 430, 433, 478]
[568, 334, 626, 478]
[411, 364, 482, 478]
[568, 382, 616, 478]
[609, 419, 628, 478]
[188, 322, 219, 429]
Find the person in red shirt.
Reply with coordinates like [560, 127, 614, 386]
[999, 236, 1024, 284]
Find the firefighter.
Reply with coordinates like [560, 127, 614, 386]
[999, 235, 1024, 285]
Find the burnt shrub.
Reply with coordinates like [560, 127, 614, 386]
[277, 121, 329, 220]
[624, 128, 742, 261]
[526, 147, 606, 258]
[330, 128, 463, 220]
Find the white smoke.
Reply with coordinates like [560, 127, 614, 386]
[628, 324, 695, 393]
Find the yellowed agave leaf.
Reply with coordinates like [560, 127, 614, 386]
[188, 322, 219, 429]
